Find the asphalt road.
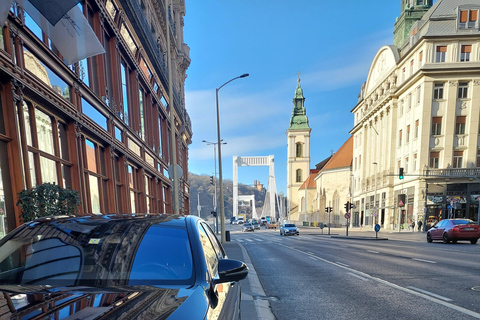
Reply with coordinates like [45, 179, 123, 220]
[230, 225, 480, 320]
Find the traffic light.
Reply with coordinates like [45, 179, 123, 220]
[399, 167, 404, 180]
[344, 201, 350, 212]
[211, 211, 217, 217]
[325, 207, 328, 213]
[210, 175, 214, 185]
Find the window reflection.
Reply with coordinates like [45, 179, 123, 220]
[35, 109, 55, 156]
[89, 175, 100, 213]
[85, 139, 97, 173]
[40, 156, 57, 185]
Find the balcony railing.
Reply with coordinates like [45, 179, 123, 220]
[424, 168, 480, 178]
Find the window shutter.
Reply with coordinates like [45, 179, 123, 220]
[470, 10, 478, 22]
[432, 117, 442, 124]
[456, 116, 466, 124]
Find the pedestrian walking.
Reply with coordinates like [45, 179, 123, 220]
[417, 220, 423, 232]
[411, 221, 415, 231]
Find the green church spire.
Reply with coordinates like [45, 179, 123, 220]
[288, 78, 310, 130]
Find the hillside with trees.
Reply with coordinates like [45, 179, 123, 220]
[188, 172, 265, 220]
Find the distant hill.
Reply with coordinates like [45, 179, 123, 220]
[188, 172, 265, 220]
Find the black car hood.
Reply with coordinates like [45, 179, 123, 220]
[0, 285, 208, 320]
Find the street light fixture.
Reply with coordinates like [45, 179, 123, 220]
[216, 73, 249, 244]
[202, 139, 227, 234]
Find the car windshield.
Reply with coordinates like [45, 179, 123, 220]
[244, 223, 252, 227]
[285, 224, 296, 227]
[0, 218, 194, 288]
[452, 219, 476, 225]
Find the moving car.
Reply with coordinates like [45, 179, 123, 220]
[0, 214, 248, 319]
[242, 223, 255, 232]
[426, 218, 480, 244]
[266, 221, 277, 229]
[280, 223, 299, 236]
[251, 221, 260, 230]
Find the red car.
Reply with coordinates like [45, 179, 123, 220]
[427, 219, 480, 244]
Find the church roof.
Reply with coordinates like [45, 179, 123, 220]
[322, 136, 353, 171]
[299, 170, 319, 190]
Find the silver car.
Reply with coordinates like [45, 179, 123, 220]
[280, 223, 299, 236]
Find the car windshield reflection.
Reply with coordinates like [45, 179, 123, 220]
[0, 216, 194, 288]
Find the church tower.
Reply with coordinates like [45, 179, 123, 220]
[286, 78, 311, 221]
[393, 0, 433, 48]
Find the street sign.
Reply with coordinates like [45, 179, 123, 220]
[344, 212, 351, 219]
[374, 224, 381, 232]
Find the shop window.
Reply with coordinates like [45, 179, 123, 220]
[22, 102, 71, 188]
[145, 175, 154, 213]
[128, 165, 140, 213]
[84, 138, 109, 213]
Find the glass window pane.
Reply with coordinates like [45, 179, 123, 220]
[58, 122, 69, 160]
[115, 126, 122, 142]
[62, 164, 71, 188]
[79, 59, 90, 87]
[23, 103, 32, 147]
[130, 190, 136, 213]
[28, 152, 36, 186]
[85, 139, 97, 173]
[40, 156, 57, 184]
[89, 175, 100, 213]
[82, 98, 107, 131]
[35, 109, 55, 155]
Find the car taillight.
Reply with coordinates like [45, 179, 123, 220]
[453, 226, 459, 231]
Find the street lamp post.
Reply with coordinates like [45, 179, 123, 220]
[202, 139, 226, 234]
[217, 73, 249, 243]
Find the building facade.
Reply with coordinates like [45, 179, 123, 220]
[351, 0, 480, 230]
[0, 0, 191, 238]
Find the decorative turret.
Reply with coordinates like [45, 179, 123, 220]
[393, 0, 433, 48]
[288, 78, 310, 130]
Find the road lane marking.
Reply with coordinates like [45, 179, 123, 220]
[348, 272, 369, 281]
[367, 250, 379, 254]
[275, 242, 480, 319]
[336, 262, 350, 267]
[407, 287, 452, 302]
[412, 258, 436, 264]
[306, 251, 315, 255]
[309, 256, 318, 261]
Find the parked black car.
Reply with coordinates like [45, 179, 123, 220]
[0, 214, 248, 319]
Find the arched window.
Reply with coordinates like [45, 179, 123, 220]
[296, 143, 303, 157]
[296, 169, 302, 182]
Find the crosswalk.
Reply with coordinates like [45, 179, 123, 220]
[235, 234, 321, 244]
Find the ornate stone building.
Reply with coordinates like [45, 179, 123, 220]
[0, 0, 191, 237]
[351, 0, 480, 230]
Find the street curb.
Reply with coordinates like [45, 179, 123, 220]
[236, 241, 276, 320]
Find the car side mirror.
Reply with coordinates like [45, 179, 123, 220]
[214, 259, 248, 285]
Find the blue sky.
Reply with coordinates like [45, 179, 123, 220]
[184, 1, 404, 194]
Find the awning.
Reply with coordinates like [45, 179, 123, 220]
[2, 1, 105, 65]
